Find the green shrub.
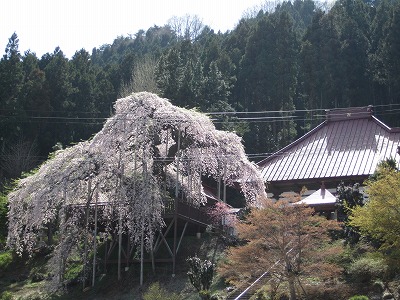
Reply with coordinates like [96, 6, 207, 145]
[250, 288, 269, 300]
[143, 282, 181, 300]
[348, 296, 369, 300]
[303, 284, 352, 300]
[199, 290, 211, 300]
[250, 289, 271, 300]
[0, 251, 13, 271]
[348, 256, 388, 283]
[64, 262, 83, 282]
[210, 294, 223, 300]
[0, 193, 8, 248]
[0, 291, 13, 300]
[187, 255, 215, 294]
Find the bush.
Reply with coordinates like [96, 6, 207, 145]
[64, 261, 83, 284]
[199, 290, 211, 300]
[303, 283, 352, 300]
[30, 265, 47, 283]
[348, 296, 369, 300]
[348, 256, 388, 283]
[0, 193, 8, 245]
[143, 282, 181, 300]
[0, 251, 13, 272]
[187, 255, 215, 294]
[0, 291, 13, 300]
[250, 289, 269, 300]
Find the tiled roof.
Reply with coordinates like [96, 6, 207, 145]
[258, 106, 400, 185]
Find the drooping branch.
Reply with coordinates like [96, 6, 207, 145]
[7, 92, 265, 284]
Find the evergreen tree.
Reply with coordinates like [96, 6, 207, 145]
[300, 10, 343, 110]
[69, 49, 99, 141]
[238, 12, 299, 153]
[20, 51, 51, 154]
[202, 62, 230, 111]
[0, 33, 24, 147]
[156, 47, 182, 103]
[330, 0, 371, 107]
[368, 0, 393, 108]
[383, 2, 400, 108]
[41, 47, 75, 150]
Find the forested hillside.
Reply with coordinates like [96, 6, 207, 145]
[1, 0, 400, 185]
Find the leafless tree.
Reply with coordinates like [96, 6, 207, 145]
[119, 56, 160, 97]
[168, 14, 204, 41]
[1, 138, 39, 179]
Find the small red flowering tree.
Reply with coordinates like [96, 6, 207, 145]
[6, 92, 265, 285]
[219, 199, 343, 300]
[205, 201, 237, 233]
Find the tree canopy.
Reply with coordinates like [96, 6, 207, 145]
[218, 199, 342, 300]
[349, 167, 400, 257]
[6, 92, 265, 284]
[2, 1, 400, 186]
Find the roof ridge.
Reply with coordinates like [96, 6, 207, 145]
[326, 105, 373, 122]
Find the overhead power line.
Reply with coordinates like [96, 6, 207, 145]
[1, 103, 399, 117]
[2, 108, 400, 125]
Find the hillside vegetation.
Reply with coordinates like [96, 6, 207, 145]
[1, 0, 400, 186]
[2, 0, 400, 299]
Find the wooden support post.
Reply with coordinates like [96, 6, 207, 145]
[118, 212, 122, 280]
[217, 175, 221, 201]
[83, 178, 92, 290]
[173, 129, 180, 276]
[104, 238, 108, 274]
[160, 224, 174, 257]
[154, 219, 174, 252]
[140, 220, 144, 286]
[151, 241, 155, 274]
[118, 119, 126, 280]
[177, 222, 188, 254]
[92, 186, 99, 287]
[59, 189, 67, 285]
[117, 120, 126, 281]
[126, 234, 130, 269]
[223, 161, 227, 203]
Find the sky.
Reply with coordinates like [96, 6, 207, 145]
[1, 0, 264, 58]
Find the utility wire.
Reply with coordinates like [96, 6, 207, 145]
[1, 107, 400, 124]
[0, 103, 399, 117]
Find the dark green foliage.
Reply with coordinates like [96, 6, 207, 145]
[336, 182, 365, 243]
[0, 193, 8, 246]
[337, 182, 365, 211]
[143, 282, 181, 300]
[64, 261, 83, 283]
[1, 0, 400, 190]
[369, 158, 399, 182]
[0, 291, 13, 300]
[348, 255, 388, 284]
[187, 255, 215, 299]
[348, 256, 388, 284]
[349, 296, 369, 300]
[0, 251, 12, 272]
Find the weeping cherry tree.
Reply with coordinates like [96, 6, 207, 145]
[7, 92, 265, 286]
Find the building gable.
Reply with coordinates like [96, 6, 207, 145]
[258, 106, 400, 192]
